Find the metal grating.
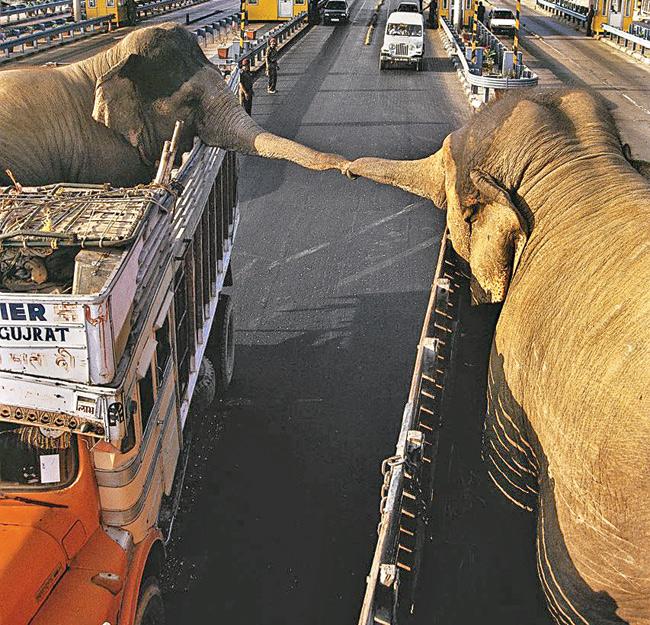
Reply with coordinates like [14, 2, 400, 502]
[0, 185, 171, 248]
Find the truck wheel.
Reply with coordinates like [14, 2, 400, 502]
[379, 59, 385, 70]
[212, 294, 235, 395]
[134, 577, 165, 625]
[193, 357, 217, 410]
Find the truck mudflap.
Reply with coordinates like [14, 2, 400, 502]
[357, 232, 464, 625]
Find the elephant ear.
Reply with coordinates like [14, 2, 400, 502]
[467, 169, 528, 305]
[93, 55, 146, 152]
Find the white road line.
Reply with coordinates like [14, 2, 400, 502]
[621, 93, 650, 116]
[355, 200, 428, 235]
[337, 237, 437, 286]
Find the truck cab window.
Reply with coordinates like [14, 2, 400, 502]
[139, 363, 156, 435]
[0, 422, 77, 489]
[156, 314, 171, 381]
[121, 398, 137, 453]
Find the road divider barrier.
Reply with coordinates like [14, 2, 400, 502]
[194, 8, 312, 72]
[440, 17, 538, 107]
[365, 0, 384, 46]
[535, 0, 587, 27]
[0, 0, 71, 26]
[0, 15, 112, 62]
[602, 22, 650, 59]
[136, 0, 209, 20]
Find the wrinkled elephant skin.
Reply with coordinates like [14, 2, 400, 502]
[346, 88, 650, 625]
[0, 23, 349, 187]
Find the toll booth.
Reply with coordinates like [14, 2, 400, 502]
[591, 0, 634, 32]
[442, 0, 476, 27]
[246, 0, 308, 21]
[85, 0, 130, 27]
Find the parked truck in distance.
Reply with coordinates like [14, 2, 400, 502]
[0, 96, 239, 623]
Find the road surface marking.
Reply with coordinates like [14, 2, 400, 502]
[355, 200, 427, 236]
[621, 93, 650, 116]
[337, 237, 437, 286]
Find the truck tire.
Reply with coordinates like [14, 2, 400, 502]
[379, 59, 385, 70]
[211, 294, 235, 395]
[134, 577, 165, 625]
[193, 357, 217, 411]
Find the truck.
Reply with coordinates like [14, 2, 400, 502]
[0, 83, 240, 624]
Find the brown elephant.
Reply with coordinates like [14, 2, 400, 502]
[345, 88, 650, 625]
[0, 23, 348, 187]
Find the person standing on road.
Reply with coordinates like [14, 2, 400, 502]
[125, 0, 137, 25]
[239, 58, 254, 116]
[586, 4, 595, 36]
[429, 0, 438, 28]
[477, 1, 485, 23]
[265, 37, 279, 94]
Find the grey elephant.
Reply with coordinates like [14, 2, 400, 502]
[0, 23, 348, 187]
[345, 89, 650, 625]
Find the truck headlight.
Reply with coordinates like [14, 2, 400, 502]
[389, 43, 396, 51]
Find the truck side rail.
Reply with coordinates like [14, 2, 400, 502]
[357, 232, 464, 625]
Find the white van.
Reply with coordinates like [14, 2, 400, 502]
[380, 11, 425, 70]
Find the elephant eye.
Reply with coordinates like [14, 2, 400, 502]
[463, 202, 480, 223]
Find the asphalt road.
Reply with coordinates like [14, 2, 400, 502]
[162, 12, 470, 625]
[498, 0, 650, 160]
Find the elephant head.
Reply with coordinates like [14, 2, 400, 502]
[345, 127, 530, 305]
[89, 23, 347, 174]
[344, 89, 628, 305]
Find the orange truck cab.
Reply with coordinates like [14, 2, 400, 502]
[0, 109, 239, 624]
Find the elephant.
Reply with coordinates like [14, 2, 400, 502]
[0, 23, 348, 187]
[344, 88, 650, 625]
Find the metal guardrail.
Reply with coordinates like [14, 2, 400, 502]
[536, 0, 587, 23]
[192, 8, 309, 65]
[136, 0, 209, 19]
[441, 17, 538, 101]
[238, 10, 308, 64]
[0, 14, 111, 58]
[0, 0, 69, 19]
[357, 233, 461, 625]
[630, 20, 650, 40]
[602, 22, 650, 52]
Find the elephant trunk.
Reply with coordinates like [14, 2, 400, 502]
[343, 141, 449, 206]
[198, 73, 348, 172]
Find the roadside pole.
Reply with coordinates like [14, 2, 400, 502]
[513, 0, 521, 59]
[471, 0, 478, 56]
[240, 0, 246, 53]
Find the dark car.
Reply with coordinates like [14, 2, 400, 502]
[322, 0, 349, 24]
[396, 1, 420, 12]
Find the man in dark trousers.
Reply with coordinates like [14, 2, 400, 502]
[428, 0, 438, 28]
[477, 0, 485, 23]
[239, 58, 254, 115]
[265, 37, 279, 94]
[586, 4, 595, 36]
